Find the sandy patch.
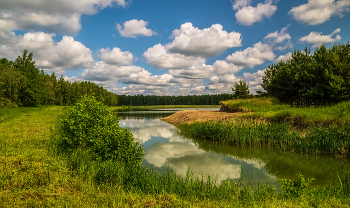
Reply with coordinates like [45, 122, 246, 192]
[161, 110, 241, 126]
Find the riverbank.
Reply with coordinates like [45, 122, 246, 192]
[1, 105, 350, 207]
[162, 98, 350, 156]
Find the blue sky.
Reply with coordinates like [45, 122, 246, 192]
[0, 0, 349, 95]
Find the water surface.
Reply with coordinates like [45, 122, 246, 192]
[117, 108, 350, 188]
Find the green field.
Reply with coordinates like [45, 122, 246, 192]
[1, 103, 350, 207]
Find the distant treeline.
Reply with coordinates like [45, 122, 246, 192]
[0, 50, 118, 107]
[117, 94, 233, 106]
[263, 42, 350, 107]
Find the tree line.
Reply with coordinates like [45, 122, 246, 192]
[0, 50, 118, 107]
[117, 94, 233, 106]
[262, 42, 350, 107]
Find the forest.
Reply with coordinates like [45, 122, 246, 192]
[117, 93, 232, 106]
[263, 42, 350, 107]
[0, 50, 118, 107]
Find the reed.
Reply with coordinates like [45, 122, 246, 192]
[178, 119, 350, 155]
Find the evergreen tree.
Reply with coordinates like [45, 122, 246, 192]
[232, 80, 251, 99]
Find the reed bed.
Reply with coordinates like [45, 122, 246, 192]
[178, 120, 350, 155]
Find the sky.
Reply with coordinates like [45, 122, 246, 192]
[0, 0, 349, 95]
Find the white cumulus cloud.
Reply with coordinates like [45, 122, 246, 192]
[82, 61, 144, 81]
[226, 42, 275, 68]
[143, 44, 206, 69]
[121, 69, 173, 86]
[100, 47, 133, 65]
[233, 0, 277, 25]
[289, 0, 350, 25]
[0, 0, 129, 34]
[166, 22, 242, 57]
[264, 27, 293, 50]
[116, 19, 157, 38]
[299, 28, 341, 47]
[276, 52, 293, 62]
[0, 32, 93, 73]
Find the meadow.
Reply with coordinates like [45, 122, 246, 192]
[1, 98, 350, 207]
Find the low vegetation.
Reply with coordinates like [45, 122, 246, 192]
[1, 96, 350, 207]
[178, 98, 350, 156]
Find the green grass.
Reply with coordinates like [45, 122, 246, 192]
[221, 98, 350, 129]
[178, 120, 350, 155]
[1, 106, 350, 207]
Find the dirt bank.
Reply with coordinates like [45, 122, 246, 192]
[161, 110, 241, 126]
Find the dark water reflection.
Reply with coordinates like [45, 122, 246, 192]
[117, 108, 350, 188]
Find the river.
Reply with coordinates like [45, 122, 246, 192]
[117, 108, 350, 188]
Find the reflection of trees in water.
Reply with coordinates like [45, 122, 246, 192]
[182, 132, 350, 187]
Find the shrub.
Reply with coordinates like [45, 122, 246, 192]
[279, 172, 315, 198]
[55, 94, 144, 166]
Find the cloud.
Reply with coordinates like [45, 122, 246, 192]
[299, 28, 341, 47]
[121, 69, 173, 86]
[243, 70, 266, 93]
[289, 0, 350, 25]
[114, 84, 173, 95]
[82, 61, 144, 81]
[264, 27, 293, 50]
[169, 64, 214, 79]
[143, 44, 206, 69]
[0, 0, 129, 34]
[116, 19, 157, 38]
[212, 60, 243, 75]
[120, 119, 178, 144]
[276, 52, 293, 62]
[233, 0, 277, 25]
[209, 74, 239, 84]
[0, 32, 93, 73]
[165, 23, 242, 57]
[99, 47, 133, 65]
[226, 42, 275, 68]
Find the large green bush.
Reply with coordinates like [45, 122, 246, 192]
[56, 95, 144, 166]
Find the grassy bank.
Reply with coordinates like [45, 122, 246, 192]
[1, 105, 350, 207]
[177, 98, 350, 156]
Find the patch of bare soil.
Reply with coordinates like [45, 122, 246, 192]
[161, 110, 242, 126]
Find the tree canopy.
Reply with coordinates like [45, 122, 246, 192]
[262, 42, 350, 107]
[0, 50, 118, 107]
[232, 80, 251, 99]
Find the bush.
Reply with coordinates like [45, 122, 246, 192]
[279, 172, 315, 198]
[55, 95, 144, 166]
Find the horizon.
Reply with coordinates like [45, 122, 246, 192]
[0, 0, 349, 95]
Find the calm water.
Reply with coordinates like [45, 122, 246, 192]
[117, 108, 350, 188]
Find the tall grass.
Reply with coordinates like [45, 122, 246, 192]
[178, 120, 350, 155]
[222, 98, 350, 129]
[2, 105, 350, 207]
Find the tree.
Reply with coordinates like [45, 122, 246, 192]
[232, 80, 251, 99]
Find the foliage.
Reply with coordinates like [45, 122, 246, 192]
[0, 50, 118, 107]
[118, 93, 233, 106]
[1, 106, 350, 207]
[279, 173, 315, 198]
[54, 95, 144, 166]
[232, 79, 251, 99]
[262, 43, 350, 106]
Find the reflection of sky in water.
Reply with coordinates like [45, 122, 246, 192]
[119, 109, 350, 188]
[119, 115, 277, 185]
